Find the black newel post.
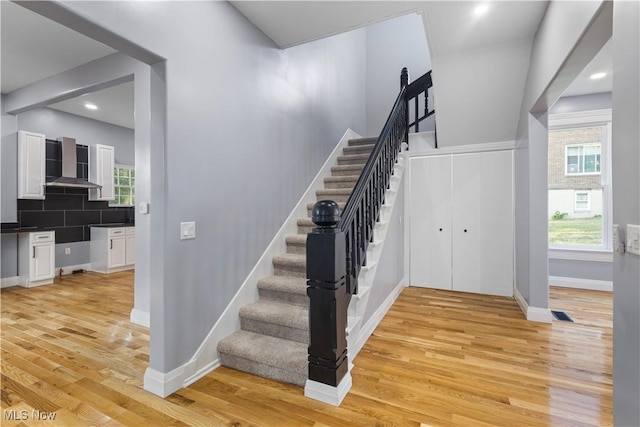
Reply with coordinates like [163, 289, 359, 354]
[401, 67, 410, 146]
[306, 200, 348, 387]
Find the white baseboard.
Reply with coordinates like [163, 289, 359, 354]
[143, 366, 186, 398]
[130, 308, 150, 327]
[141, 129, 361, 398]
[549, 276, 612, 292]
[56, 263, 91, 276]
[1, 276, 20, 289]
[304, 373, 352, 406]
[352, 278, 406, 355]
[514, 287, 552, 323]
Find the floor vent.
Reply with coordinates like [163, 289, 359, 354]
[551, 310, 574, 322]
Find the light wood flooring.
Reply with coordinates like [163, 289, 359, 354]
[1, 272, 612, 426]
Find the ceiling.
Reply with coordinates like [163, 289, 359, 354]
[1, 1, 134, 129]
[562, 39, 612, 98]
[2, 1, 610, 129]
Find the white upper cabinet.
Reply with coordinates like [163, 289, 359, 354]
[89, 144, 115, 201]
[18, 130, 46, 200]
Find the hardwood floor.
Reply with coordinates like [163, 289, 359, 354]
[1, 272, 612, 426]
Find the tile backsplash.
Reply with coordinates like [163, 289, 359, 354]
[16, 139, 134, 244]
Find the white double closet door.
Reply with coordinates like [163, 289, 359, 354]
[409, 150, 513, 297]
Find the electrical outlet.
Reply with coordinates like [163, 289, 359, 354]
[65, 247, 71, 255]
[180, 222, 196, 240]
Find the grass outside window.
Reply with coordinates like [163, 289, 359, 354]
[548, 216, 603, 246]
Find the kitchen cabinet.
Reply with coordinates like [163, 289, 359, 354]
[409, 150, 514, 297]
[88, 144, 115, 201]
[18, 231, 55, 287]
[18, 130, 46, 200]
[125, 227, 136, 265]
[90, 226, 135, 273]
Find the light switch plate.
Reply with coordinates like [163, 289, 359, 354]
[139, 202, 149, 214]
[626, 224, 640, 255]
[180, 222, 196, 240]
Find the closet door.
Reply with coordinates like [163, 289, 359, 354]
[410, 156, 452, 290]
[452, 154, 482, 293]
[480, 150, 514, 296]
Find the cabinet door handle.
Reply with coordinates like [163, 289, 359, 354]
[110, 239, 113, 250]
[33, 247, 36, 258]
[464, 229, 468, 233]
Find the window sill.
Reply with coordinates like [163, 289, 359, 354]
[548, 248, 613, 263]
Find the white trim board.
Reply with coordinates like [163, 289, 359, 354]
[406, 140, 516, 158]
[549, 276, 612, 292]
[304, 374, 352, 407]
[130, 308, 150, 327]
[514, 287, 552, 323]
[1, 276, 20, 289]
[548, 248, 613, 263]
[143, 129, 361, 398]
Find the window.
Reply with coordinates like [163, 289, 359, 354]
[110, 166, 135, 206]
[548, 110, 611, 250]
[574, 191, 590, 211]
[566, 143, 601, 175]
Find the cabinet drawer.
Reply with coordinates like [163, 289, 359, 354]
[126, 227, 135, 236]
[30, 231, 54, 243]
[108, 228, 125, 237]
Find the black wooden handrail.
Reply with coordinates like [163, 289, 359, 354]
[306, 67, 434, 393]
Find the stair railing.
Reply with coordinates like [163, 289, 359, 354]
[306, 68, 434, 391]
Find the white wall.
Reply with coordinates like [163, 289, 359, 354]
[365, 13, 431, 137]
[44, 1, 368, 375]
[611, 1, 640, 423]
[433, 39, 532, 147]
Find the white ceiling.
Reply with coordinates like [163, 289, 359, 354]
[2, 0, 609, 129]
[562, 39, 613, 97]
[1, 1, 134, 129]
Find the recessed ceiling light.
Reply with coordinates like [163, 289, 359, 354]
[84, 103, 98, 110]
[590, 72, 607, 80]
[474, 4, 490, 15]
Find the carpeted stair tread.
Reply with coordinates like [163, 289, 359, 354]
[324, 176, 359, 183]
[343, 144, 375, 155]
[331, 165, 365, 177]
[348, 137, 377, 146]
[273, 253, 306, 277]
[337, 153, 369, 165]
[240, 300, 308, 331]
[257, 275, 307, 296]
[218, 331, 307, 386]
[316, 188, 353, 196]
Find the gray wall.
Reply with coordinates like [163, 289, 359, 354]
[548, 259, 611, 282]
[363, 172, 405, 324]
[1, 96, 18, 278]
[54, 1, 367, 373]
[550, 92, 612, 114]
[433, 39, 532, 146]
[612, 1, 640, 424]
[548, 92, 613, 282]
[365, 13, 431, 137]
[514, 0, 609, 307]
[17, 108, 134, 165]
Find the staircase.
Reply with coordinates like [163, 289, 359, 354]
[217, 136, 376, 386]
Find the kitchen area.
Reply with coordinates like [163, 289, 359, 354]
[1, 124, 136, 288]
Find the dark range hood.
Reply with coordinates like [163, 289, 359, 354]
[46, 137, 102, 189]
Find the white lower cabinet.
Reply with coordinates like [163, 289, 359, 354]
[18, 231, 55, 287]
[409, 150, 514, 297]
[90, 227, 135, 273]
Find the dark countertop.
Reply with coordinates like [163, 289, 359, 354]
[1, 224, 56, 234]
[88, 223, 135, 228]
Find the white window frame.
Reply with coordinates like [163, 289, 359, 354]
[549, 109, 612, 252]
[110, 164, 135, 207]
[565, 142, 601, 176]
[574, 191, 591, 212]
